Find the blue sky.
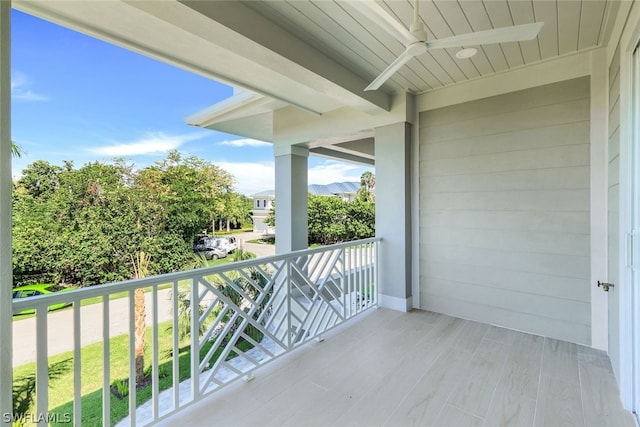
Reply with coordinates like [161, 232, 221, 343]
[10, 10, 372, 195]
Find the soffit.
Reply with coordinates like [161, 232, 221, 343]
[243, 0, 621, 94]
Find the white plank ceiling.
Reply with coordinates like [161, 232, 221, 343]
[243, 0, 621, 94]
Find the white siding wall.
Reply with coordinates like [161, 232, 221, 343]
[419, 77, 591, 344]
[608, 44, 621, 378]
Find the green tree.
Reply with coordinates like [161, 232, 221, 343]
[357, 171, 375, 202]
[346, 198, 375, 239]
[12, 152, 248, 288]
[14, 159, 188, 286]
[138, 151, 234, 240]
[308, 195, 348, 245]
[265, 192, 375, 245]
[18, 160, 62, 199]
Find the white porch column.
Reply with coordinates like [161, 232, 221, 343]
[0, 0, 12, 417]
[274, 144, 308, 254]
[375, 122, 412, 311]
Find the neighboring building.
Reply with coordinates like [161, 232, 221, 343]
[250, 190, 275, 234]
[250, 182, 361, 233]
[307, 181, 360, 202]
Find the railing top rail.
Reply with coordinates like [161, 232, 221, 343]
[12, 237, 381, 312]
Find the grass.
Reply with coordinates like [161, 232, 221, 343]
[12, 284, 175, 322]
[206, 256, 234, 267]
[13, 256, 237, 322]
[247, 238, 275, 245]
[214, 228, 253, 236]
[246, 238, 322, 249]
[14, 317, 261, 426]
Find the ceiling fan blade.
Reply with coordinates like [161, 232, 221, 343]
[425, 22, 544, 50]
[344, 0, 417, 46]
[365, 49, 415, 91]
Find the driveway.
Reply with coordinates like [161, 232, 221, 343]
[233, 231, 276, 259]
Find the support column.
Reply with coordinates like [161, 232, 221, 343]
[274, 144, 308, 254]
[375, 122, 412, 311]
[0, 0, 12, 418]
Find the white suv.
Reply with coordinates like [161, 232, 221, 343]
[213, 236, 238, 254]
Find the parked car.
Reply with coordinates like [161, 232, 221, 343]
[193, 237, 228, 260]
[213, 236, 238, 254]
[12, 284, 73, 315]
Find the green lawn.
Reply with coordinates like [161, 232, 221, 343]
[214, 228, 253, 236]
[12, 251, 260, 425]
[13, 257, 236, 322]
[14, 317, 260, 426]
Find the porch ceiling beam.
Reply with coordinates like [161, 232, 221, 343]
[308, 135, 375, 165]
[178, 0, 390, 114]
[309, 147, 375, 166]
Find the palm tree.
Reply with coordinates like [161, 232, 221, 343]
[11, 141, 22, 158]
[358, 171, 375, 202]
[131, 251, 150, 385]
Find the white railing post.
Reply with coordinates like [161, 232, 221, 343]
[374, 240, 380, 306]
[341, 248, 347, 320]
[128, 290, 136, 427]
[102, 295, 111, 427]
[151, 286, 159, 420]
[286, 259, 292, 350]
[0, 0, 12, 420]
[171, 281, 180, 410]
[190, 278, 200, 401]
[35, 308, 48, 426]
[73, 303, 82, 425]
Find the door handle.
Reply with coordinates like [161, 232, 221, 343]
[597, 281, 615, 292]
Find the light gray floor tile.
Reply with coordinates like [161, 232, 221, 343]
[155, 309, 634, 427]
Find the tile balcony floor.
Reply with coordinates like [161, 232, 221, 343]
[159, 308, 636, 427]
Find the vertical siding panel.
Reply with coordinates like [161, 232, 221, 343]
[607, 44, 621, 378]
[419, 77, 591, 344]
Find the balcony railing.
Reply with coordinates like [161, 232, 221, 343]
[11, 238, 380, 426]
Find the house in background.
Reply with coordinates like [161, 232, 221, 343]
[250, 182, 360, 233]
[2, 0, 640, 425]
[308, 181, 361, 202]
[250, 190, 275, 234]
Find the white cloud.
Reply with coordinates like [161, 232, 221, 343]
[215, 160, 371, 196]
[89, 132, 208, 157]
[14, 90, 48, 102]
[218, 138, 271, 148]
[11, 72, 49, 102]
[216, 161, 275, 196]
[308, 161, 368, 185]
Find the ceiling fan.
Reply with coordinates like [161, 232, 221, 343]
[359, 0, 544, 91]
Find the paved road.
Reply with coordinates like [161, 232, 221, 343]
[12, 288, 175, 367]
[12, 231, 275, 367]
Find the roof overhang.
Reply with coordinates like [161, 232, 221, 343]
[185, 91, 282, 143]
[14, 0, 390, 118]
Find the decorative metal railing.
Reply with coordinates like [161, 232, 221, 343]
[11, 238, 379, 426]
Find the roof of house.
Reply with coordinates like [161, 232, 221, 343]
[308, 182, 360, 196]
[251, 190, 275, 198]
[251, 182, 359, 198]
